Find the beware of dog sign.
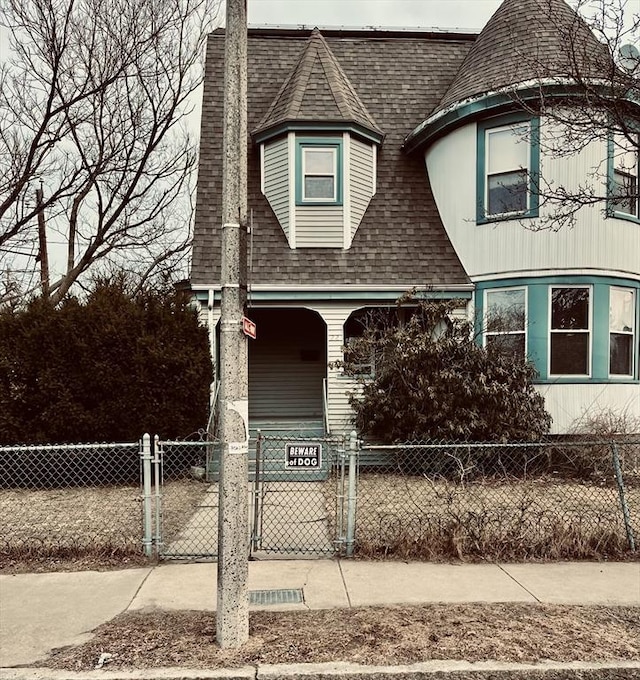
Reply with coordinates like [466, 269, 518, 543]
[285, 443, 322, 469]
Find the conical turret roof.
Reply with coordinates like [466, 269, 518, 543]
[252, 28, 383, 141]
[434, 0, 612, 115]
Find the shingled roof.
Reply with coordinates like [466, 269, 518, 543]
[192, 28, 474, 290]
[433, 0, 612, 116]
[252, 28, 383, 141]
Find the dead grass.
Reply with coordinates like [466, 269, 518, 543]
[347, 474, 639, 561]
[45, 604, 640, 670]
[0, 479, 209, 573]
[2, 471, 638, 572]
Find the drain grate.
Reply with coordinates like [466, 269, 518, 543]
[249, 588, 304, 605]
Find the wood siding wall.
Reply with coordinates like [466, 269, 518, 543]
[263, 137, 290, 239]
[426, 119, 640, 279]
[295, 205, 344, 248]
[350, 139, 374, 241]
[535, 383, 640, 434]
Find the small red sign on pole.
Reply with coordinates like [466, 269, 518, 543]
[242, 316, 256, 339]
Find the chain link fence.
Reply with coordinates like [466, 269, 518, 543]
[152, 436, 218, 559]
[2, 434, 638, 566]
[355, 437, 640, 560]
[0, 441, 142, 566]
[251, 433, 346, 556]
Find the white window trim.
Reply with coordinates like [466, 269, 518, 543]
[343, 132, 351, 249]
[288, 132, 296, 249]
[483, 286, 527, 356]
[485, 122, 531, 219]
[301, 146, 338, 203]
[609, 286, 636, 379]
[548, 284, 593, 378]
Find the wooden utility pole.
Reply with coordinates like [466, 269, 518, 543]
[35, 186, 50, 298]
[217, 0, 249, 649]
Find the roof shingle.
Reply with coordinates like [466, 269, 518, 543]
[434, 0, 612, 115]
[252, 28, 383, 140]
[192, 29, 474, 289]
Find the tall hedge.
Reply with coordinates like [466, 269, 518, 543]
[0, 282, 212, 444]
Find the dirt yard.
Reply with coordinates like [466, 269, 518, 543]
[0, 479, 209, 572]
[44, 603, 640, 670]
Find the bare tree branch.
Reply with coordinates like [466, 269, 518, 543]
[0, 0, 221, 302]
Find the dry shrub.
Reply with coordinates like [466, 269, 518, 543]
[355, 518, 628, 561]
[566, 408, 640, 478]
[352, 473, 635, 561]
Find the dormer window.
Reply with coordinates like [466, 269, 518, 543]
[477, 114, 540, 224]
[297, 139, 343, 205]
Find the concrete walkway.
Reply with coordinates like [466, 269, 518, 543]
[1, 560, 639, 670]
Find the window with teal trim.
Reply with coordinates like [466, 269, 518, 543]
[484, 288, 526, 359]
[296, 139, 342, 205]
[609, 131, 639, 220]
[549, 286, 591, 377]
[480, 280, 639, 382]
[477, 115, 539, 223]
[609, 287, 636, 377]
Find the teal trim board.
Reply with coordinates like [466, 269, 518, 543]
[253, 121, 383, 146]
[193, 288, 473, 304]
[405, 83, 640, 153]
[591, 284, 609, 381]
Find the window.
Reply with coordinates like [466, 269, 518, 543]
[610, 287, 636, 377]
[610, 132, 639, 219]
[296, 139, 342, 205]
[303, 147, 336, 201]
[484, 288, 526, 358]
[477, 116, 539, 223]
[549, 287, 591, 376]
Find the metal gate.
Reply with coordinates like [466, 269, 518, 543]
[142, 432, 358, 559]
[250, 432, 350, 556]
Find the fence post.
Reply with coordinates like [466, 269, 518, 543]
[251, 431, 262, 553]
[345, 430, 359, 557]
[335, 436, 347, 553]
[153, 435, 162, 557]
[612, 442, 636, 552]
[141, 433, 153, 558]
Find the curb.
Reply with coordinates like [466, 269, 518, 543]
[2, 660, 640, 680]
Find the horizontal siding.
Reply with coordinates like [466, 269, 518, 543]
[263, 138, 290, 237]
[426, 118, 640, 279]
[535, 383, 640, 435]
[317, 304, 362, 436]
[350, 139, 374, 239]
[248, 309, 325, 420]
[296, 205, 344, 247]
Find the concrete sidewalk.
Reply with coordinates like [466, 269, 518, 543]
[1, 560, 639, 672]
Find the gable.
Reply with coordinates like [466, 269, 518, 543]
[191, 29, 473, 289]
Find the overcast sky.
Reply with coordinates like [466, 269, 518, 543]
[246, 0, 503, 32]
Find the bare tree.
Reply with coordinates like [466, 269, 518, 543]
[507, 0, 640, 229]
[0, 0, 220, 304]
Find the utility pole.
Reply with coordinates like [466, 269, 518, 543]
[35, 186, 50, 298]
[217, 0, 249, 649]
